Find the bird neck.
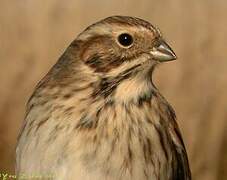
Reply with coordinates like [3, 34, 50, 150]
[112, 72, 156, 105]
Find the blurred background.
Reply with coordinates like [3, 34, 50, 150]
[0, 0, 226, 179]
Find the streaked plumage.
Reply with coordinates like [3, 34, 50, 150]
[16, 16, 191, 180]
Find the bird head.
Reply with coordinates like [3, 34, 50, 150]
[45, 16, 177, 103]
[75, 16, 176, 78]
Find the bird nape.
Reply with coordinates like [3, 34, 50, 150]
[16, 16, 191, 180]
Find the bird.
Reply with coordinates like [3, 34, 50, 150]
[16, 16, 191, 180]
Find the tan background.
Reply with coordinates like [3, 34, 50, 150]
[0, 0, 226, 179]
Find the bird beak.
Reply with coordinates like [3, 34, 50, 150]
[150, 40, 177, 62]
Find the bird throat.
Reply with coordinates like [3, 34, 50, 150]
[92, 62, 156, 105]
[113, 73, 154, 104]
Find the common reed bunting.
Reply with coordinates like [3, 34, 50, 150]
[16, 16, 191, 180]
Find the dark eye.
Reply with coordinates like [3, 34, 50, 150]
[118, 33, 133, 47]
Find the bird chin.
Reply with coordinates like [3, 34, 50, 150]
[139, 58, 159, 74]
[104, 55, 157, 81]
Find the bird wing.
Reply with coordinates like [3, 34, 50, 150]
[169, 119, 192, 180]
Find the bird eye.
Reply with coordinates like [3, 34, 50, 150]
[117, 33, 133, 47]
